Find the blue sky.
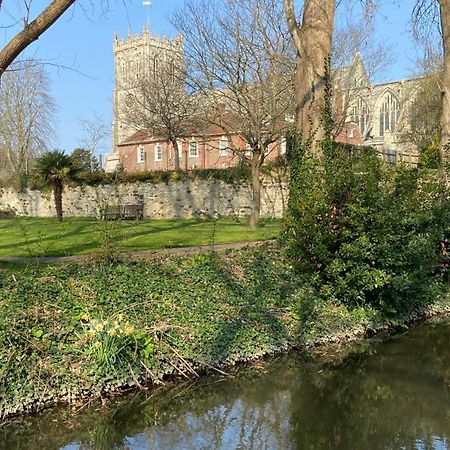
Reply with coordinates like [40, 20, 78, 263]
[0, 0, 425, 160]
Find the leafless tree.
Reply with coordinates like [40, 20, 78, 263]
[0, 1, 76, 78]
[396, 51, 443, 149]
[123, 59, 202, 172]
[173, 0, 295, 228]
[78, 112, 110, 172]
[0, 62, 56, 180]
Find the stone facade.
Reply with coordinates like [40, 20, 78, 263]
[109, 27, 183, 164]
[0, 180, 288, 219]
[336, 54, 420, 164]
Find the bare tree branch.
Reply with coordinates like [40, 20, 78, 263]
[0, 0, 77, 77]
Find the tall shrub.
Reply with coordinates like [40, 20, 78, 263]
[285, 143, 449, 316]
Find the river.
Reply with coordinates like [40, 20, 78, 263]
[1, 319, 450, 449]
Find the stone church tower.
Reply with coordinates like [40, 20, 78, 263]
[106, 27, 183, 171]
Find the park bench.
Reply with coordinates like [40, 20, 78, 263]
[102, 204, 143, 220]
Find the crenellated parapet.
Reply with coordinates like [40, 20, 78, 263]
[113, 26, 183, 53]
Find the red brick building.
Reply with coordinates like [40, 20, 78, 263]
[118, 125, 287, 173]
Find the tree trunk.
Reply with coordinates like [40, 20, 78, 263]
[171, 138, 181, 171]
[0, 0, 75, 78]
[284, 0, 336, 159]
[250, 156, 262, 229]
[53, 178, 63, 222]
[440, 0, 450, 163]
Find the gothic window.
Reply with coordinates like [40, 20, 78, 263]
[379, 92, 400, 137]
[350, 97, 370, 135]
[153, 57, 159, 78]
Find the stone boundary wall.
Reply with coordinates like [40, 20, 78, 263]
[0, 179, 288, 219]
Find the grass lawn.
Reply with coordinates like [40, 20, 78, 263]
[0, 217, 282, 258]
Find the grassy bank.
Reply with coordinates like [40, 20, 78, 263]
[0, 217, 282, 258]
[1, 243, 449, 422]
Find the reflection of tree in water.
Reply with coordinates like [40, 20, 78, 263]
[290, 320, 450, 449]
[3, 321, 450, 450]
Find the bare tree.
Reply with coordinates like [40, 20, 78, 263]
[397, 52, 443, 150]
[174, 0, 295, 228]
[123, 59, 202, 172]
[284, 0, 336, 158]
[0, 62, 56, 180]
[78, 112, 110, 172]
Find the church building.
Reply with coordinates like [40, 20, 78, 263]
[105, 30, 420, 173]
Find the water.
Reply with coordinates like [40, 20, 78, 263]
[2, 319, 450, 450]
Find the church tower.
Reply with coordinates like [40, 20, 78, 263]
[111, 26, 184, 154]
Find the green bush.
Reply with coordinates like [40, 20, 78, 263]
[74, 166, 252, 187]
[285, 143, 450, 317]
[419, 135, 441, 169]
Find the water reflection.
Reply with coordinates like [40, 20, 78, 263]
[2, 320, 450, 450]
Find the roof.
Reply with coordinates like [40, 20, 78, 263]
[117, 112, 247, 147]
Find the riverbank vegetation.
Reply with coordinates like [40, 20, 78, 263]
[1, 237, 449, 422]
[1, 144, 449, 423]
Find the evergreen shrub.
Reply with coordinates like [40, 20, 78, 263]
[285, 142, 449, 317]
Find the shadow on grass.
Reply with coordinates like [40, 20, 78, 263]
[204, 250, 295, 364]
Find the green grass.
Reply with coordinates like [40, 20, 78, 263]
[0, 217, 282, 258]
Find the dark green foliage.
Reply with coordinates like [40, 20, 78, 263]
[70, 147, 101, 172]
[34, 151, 81, 221]
[0, 243, 449, 422]
[285, 142, 450, 317]
[69, 165, 252, 187]
[1, 163, 259, 189]
[419, 136, 442, 169]
[34, 150, 80, 185]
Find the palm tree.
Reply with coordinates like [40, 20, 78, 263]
[35, 150, 80, 222]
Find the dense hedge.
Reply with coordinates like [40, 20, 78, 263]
[285, 142, 450, 319]
[75, 165, 254, 187]
[0, 166, 255, 190]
